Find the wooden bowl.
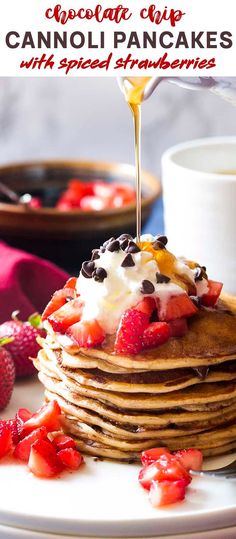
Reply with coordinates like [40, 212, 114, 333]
[0, 160, 161, 272]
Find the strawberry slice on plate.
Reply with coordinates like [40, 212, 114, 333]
[48, 298, 84, 333]
[53, 434, 76, 452]
[22, 401, 62, 436]
[141, 447, 171, 467]
[158, 294, 197, 322]
[28, 439, 63, 478]
[114, 309, 149, 355]
[201, 280, 223, 307]
[14, 427, 48, 462]
[138, 454, 192, 490]
[174, 448, 203, 471]
[42, 288, 76, 321]
[0, 424, 13, 458]
[66, 319, 105, 348]
[149, 479, 186, 507]
[142, 322, 170, 349]
[57, 448, 83, 470]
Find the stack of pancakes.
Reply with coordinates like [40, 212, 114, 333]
[35, 294, 236, 461]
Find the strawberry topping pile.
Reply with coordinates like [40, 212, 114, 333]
[56, 179, 136, 211]
[139, 447, 203, 507]
[0, 401, 83, 478]
[41, 235, 223, 355]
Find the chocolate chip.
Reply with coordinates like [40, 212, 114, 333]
[140, 280, 155, 294]
[118, 234, 132, 241]
[103, 237, 115, 248]
[156, 235, 168, 246]
[91, 249, 100, 261]
[194, 267, 204, 281]
[120, 239, 129, 251]
[93, 267, 107, 282]
[156, 273, 170, 284]
[100, 246, 106, 253]
[190, 295, 201, 307]
[152, 240, 166, 250]
[81, 261, 95, 278]
[107, 240, 120, 252]
[121, 254, 135, 267]
[126, 241, 140, 254]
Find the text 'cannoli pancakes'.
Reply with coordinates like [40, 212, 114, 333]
[35, 234, 236, 461]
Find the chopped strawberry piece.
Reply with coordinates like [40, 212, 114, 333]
[53, 434, 76, 452]
[68, 179, 94, 199]
[149, 479, 186, 508]
[48, 298, 84, 333]
[135, 298, 156, 318]
[42, 288, 76, 321]
[169, 318, 188, 338]
[138, 454, 192, 491]
[63, 277, 77, 290]
[141, 447, 171, 467]
[158, 294, 197, 322]
[174, 448, 203, 472]
[66, 319, 105, 348]
[115, 309, 149, 355]
[28, 439, 63, 478]
[0, 424, 13, 458]
[142, 322, 170, 349]
[201, 280, 223, 307]
[57, 448, 83, 470]
[3, 419, 19, 445]
[14, 427, 47, 462]
[22, 401, 62, 436]
[80, 196, 106, 211]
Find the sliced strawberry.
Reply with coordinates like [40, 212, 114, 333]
[48, 298, 84, 333]
[42, 288, 76, 321]
[115, 309, 149, 355]
[3, 419, 19, 445]
[135, 298, 156, 318]
[201, 280, 223, 307]
[142, 322, 170, 349]
[63, 277, 77, 290]
[28, 439, 63, 478]
[80, 196, 106, 211]
[53, 434, 76, 452]
[57, 448, 83, 470]
[0, 424, 13, 458]
[158, 294, 197, 322]
[14, 427, 47, 462]
[66, 319, 105, 348]
[141, 447, 171, 467]
[149, 479, 186, 508]
[68, 179, 94, 199]
[169, 318, 188, 338]
[174, 448, 203, 472]
[138, 454, 192, 491]
[22, 401, 62, 436]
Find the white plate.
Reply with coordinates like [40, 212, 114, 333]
[0, 379, 236, 538]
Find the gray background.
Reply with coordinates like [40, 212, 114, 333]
[0, 77, 235, 177]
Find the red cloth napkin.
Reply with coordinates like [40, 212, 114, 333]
[0, 242, 69, 323]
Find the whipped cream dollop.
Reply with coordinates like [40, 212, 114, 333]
[76, 235, 208, 334]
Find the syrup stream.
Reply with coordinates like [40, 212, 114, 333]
[129, 102, 142, 242]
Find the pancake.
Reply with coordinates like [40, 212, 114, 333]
[35, 293, 236, 460]
[39, 369, 236, 429]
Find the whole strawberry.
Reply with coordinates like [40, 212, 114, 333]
[0, 338, 15, 410]
[0, 313, 45, 378]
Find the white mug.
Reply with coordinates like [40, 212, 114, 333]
[162, 137, 236, 295]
